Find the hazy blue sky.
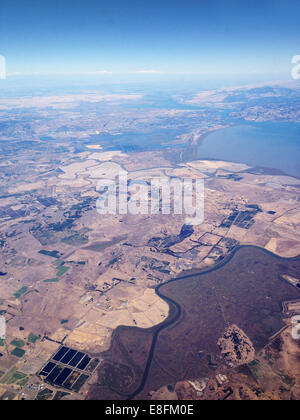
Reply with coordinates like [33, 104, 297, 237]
[0, 0, 299, 80]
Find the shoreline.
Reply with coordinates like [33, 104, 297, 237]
[194, 122, 300, 180]
[98, 244, 300, 400]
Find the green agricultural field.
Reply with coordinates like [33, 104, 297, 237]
[18, 377, 29, 386]
[28, 333, 39, 343]
[0, 368, 27, 385]
[44, 278, 59, 283]
[13, 286, 28, 298]
[52, 259, 64, 267]
[10, 339, 25, 348]
[38, 250, 61, 259]
[56, 266, 70, 277]
[11, 347, 26, 358]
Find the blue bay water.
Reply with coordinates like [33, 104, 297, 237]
[197, 122, 300, 178]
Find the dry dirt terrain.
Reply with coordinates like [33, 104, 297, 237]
[0, 87, 299, 400]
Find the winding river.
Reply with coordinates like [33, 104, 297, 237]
[90, 245, 300, 400]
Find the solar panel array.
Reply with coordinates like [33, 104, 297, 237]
[39, 346, 99, 391]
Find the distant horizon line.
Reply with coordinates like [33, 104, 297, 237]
[3, 70, 290, 78]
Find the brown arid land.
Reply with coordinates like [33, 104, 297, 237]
[0, 85, 300, 400]
[0, 147, 299, 400]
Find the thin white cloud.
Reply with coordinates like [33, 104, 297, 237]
[135, 70, 161, 74]
[93, 70, 112, 74]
